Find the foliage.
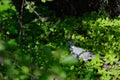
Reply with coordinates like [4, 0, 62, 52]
[0, 0, 120, 80]
[41, 0, 53, 3]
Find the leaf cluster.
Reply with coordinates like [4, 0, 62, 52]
[0, 1, 120, 80]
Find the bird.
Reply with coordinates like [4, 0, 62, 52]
[68, 41, 104, 62]
[68, 41, 120, 71]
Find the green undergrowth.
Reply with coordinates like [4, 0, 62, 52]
[0, 0, 120, 80]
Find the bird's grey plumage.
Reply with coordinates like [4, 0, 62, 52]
[68, 41, 101, 62]
[68, 41, 120, 71]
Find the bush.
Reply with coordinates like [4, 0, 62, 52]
[0, 0, 120, 80]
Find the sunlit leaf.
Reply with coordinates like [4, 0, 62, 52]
[19, 75, 28, 80]
[47, 75, 54, 80]
[8, 39, 17, 46]
[50, 66, 66, 78]
[41, 0, 46, 3]
[60, 55, 78, 65]
[0, 0, 11, 12]
[21, 66, 29, 74]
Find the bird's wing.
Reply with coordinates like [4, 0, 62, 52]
[68, 41, 104, 61]
[78, 52, 96, 61]
[71, 46, 85, 55]
[70, 46, 96, 61]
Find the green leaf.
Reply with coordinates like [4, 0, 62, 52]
[0, 0, 11, 12]
[47, 75, 54, 80]
[0, 40, 5, 51]
[41, 0, 46, 3]
[50, 66, 66, 78]
[60, 55, 78, 65]
[21, 66, 29, 74]
[8, 39, 16, 45]
[47, 0, 53, 2]
[104, 54, 118, 65]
